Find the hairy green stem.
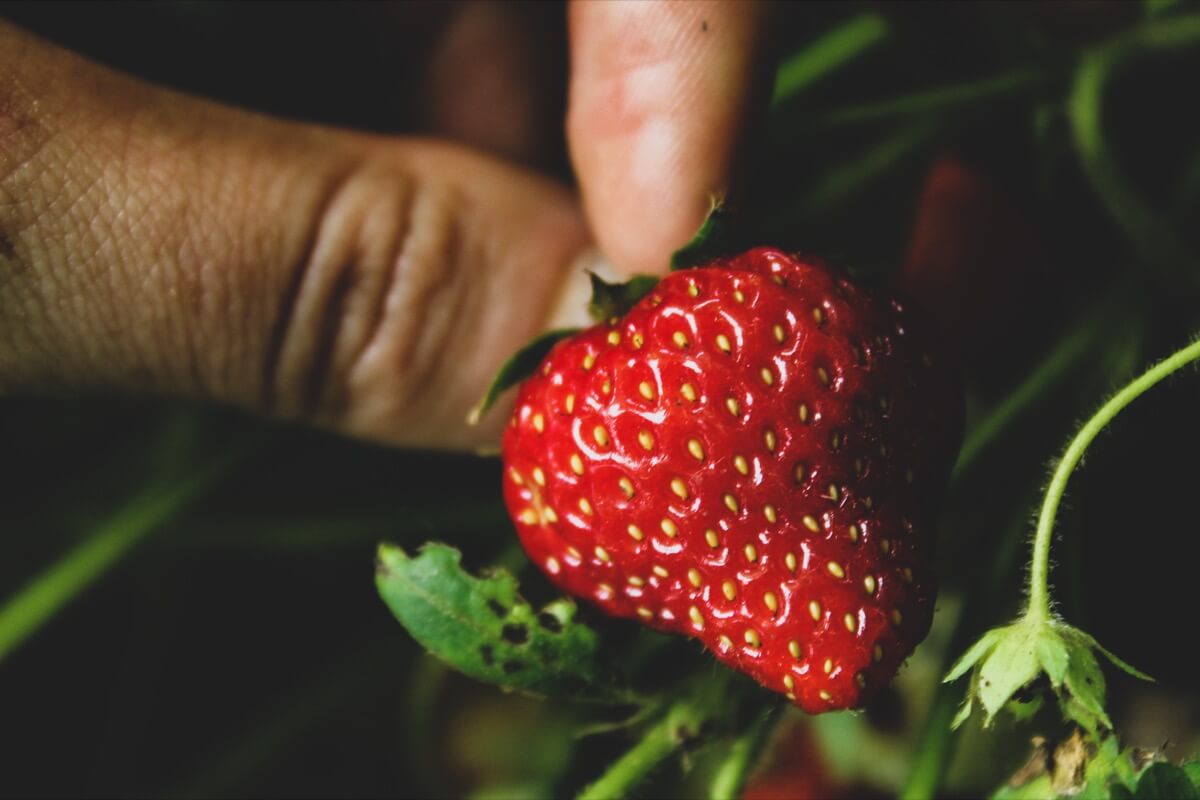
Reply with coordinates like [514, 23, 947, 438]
[1026, 337, 1200, 622]
[707, 707, 781, 800]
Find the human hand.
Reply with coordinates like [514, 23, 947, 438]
[0, 3, 771, 450]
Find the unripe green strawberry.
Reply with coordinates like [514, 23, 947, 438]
[501, 248, 960, 711]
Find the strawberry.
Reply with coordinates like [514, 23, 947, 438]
[500, 248, 960, 712]
[740, 722, 841, 800]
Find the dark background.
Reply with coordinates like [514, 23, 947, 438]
[2, 2, 1199, 797]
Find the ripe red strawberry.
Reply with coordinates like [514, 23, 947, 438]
[500, 248, 960, 712]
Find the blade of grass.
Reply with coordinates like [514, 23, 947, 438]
[771, 12, 888, 107]
[0, 442, 246, 662]
[807, 69, 1044, 129]
[900, 496, 1034, 800]
[791, 117, 941, 219]
[954, 299, 1133, 476]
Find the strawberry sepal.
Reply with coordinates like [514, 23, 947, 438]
[586, 272, 659, 322]
[670, 197, 739, 270]
[468, 328, 581, 424]
[945, 615, 1151, 732]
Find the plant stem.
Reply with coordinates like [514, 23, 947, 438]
[1025, 337, 1200, 623]
[900, 684, 963, 800]
[707, 706, 781, 800]
[576, 702, 698, 800]
[577, 673, 734, 800]
[901, 494, 1036, 799]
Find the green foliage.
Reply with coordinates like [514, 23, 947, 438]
[1133, 764, 1199, 799]
[585, 273, 659, 322]
[470, 272, 661, 425]
[945, 618, 1146, 733]
[375, 543, 629, 704]
[990, 732, 1200, 800]
[669, 199, 739, 271]
[468, 329, 580, 424]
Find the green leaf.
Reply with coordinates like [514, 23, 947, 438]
[944, 626, 1006, 683]
[1182, 763, 1200, 789]
[1004, 693, 1044, 723]
[1135, 764, 1199, 800]
[992, 773, 1054, 800]
[1060, 644, 1111, 733]
[977, 620, 1043, 723]
[670, 199, 737, 270]
[375, 543, 627, 703]
[468, 328, 579, 425]
[1080, 735, 1131, 799]
[950, 694, 975, 730]
[1079, 630, 1154, 682]
[1036, 629, 1071, 686]
[586, 273, 659, 322]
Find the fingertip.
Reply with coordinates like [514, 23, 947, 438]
[566, 1, 770, 275]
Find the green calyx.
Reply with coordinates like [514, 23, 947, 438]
[944, 615, 1148, 733]
[670, 197, 738, 271]
[467, 273, 659, 424]
[586, 272, 659, 322]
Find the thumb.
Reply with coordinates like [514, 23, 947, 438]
[0, 21, 589, 451]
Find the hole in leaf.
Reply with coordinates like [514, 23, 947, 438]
[501, 623, 529, 645]
[502, 660, 523, 674]
[537, 612, 563, 633]
[480, 645, 495, 666]
[487, 600, 508, 618]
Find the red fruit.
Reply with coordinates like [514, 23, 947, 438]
[740, 723, 840, 800]
[501, 248, 960, 712]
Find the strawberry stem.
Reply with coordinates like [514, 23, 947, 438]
[576, 671, 736, 800]
[1025, 336, 1200, 623]
[707, 705, 781, 800]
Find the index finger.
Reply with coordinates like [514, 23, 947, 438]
[566, 1, 772, 276]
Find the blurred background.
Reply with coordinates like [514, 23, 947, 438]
[1, 2, 1199, 797]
